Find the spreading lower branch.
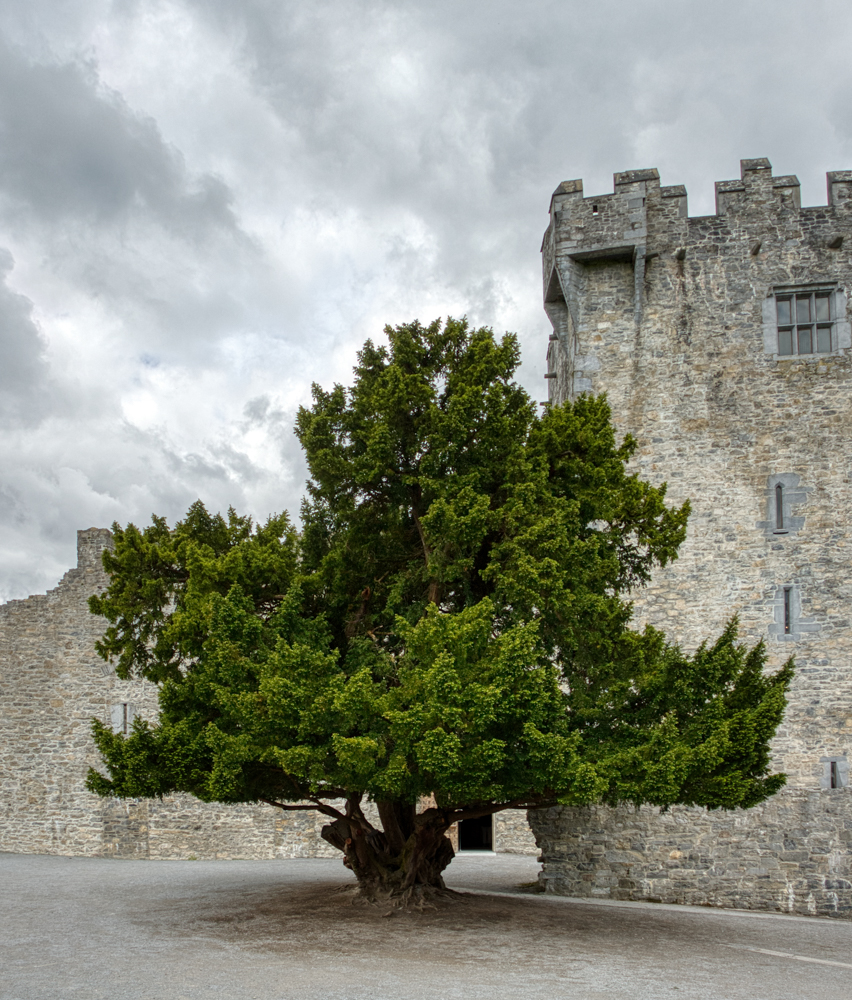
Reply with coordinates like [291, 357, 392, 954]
[424, 796, 558, 827]
[262, 792, 557, 833]
[259, 796, 349, 822]
[259, 798, 322, 812]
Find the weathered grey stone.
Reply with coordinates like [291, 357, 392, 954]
[538, 157, 852, 917]
[529, 792, 852, 918]
[0, 529, 537, 859]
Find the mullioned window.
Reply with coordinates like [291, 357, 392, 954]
[763, 284, 851, 357]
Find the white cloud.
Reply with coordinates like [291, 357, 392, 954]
[1, 0, 852, 598]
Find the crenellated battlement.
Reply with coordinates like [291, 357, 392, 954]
[548, 158, 852, 234]
[542, 157, 852, 322]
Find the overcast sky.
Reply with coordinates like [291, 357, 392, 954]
[2, 0, 852, 600]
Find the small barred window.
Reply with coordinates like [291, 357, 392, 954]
[776, 290, 834, 356]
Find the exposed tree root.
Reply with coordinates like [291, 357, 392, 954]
[331, 879, 467, 913]
[366, 882, 466, 913]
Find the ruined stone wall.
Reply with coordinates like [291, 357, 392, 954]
[494, 810, 538, 854]
[0, 529, 535, 858]
[540, 158, 852, 913]
[0, 529, 341, 859]
[529, 791, 852, 919]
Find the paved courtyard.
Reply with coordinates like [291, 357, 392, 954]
[1, 851, 850, 999]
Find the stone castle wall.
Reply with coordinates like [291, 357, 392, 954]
[0, 529, 535, 858]
[529, 791, 851, 919]
[538, 158, 852, 915]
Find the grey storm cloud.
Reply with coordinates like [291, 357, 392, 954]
[1, 0, 852, 599]
[0, 37, 235, 232]
[0, 30, 271, 371]
[0, 249, 53, 424]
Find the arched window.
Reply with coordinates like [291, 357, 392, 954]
[775, 483, 784, 531]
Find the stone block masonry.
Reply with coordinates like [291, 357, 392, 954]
[540, 158, 852, 916]
[529, 790, 852, 919]
[0, 529, 536, 859]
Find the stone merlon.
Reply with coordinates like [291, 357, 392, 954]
[544, 158, 852, 278]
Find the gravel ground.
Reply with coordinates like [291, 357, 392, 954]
[1, 851, 850, 1000]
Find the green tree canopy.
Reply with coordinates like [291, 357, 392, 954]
[88, 318, 792, 902]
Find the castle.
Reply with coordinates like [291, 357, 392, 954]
[1, 157, 850, 917]
[530, 158, 852, 917]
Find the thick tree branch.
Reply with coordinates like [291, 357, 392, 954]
[310, 799, 349, 821]
[259, 798, 323, 812]
[259, 796, 351, 823]
[420, 796, 558, 828]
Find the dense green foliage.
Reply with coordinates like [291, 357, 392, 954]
[88, 319, 792, 834]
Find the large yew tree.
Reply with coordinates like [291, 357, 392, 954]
[88, 318, 792, 903]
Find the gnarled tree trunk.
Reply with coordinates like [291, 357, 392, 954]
[320, 798, 456, 903]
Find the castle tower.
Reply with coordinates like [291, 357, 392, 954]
[533, 159, 852, 917]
